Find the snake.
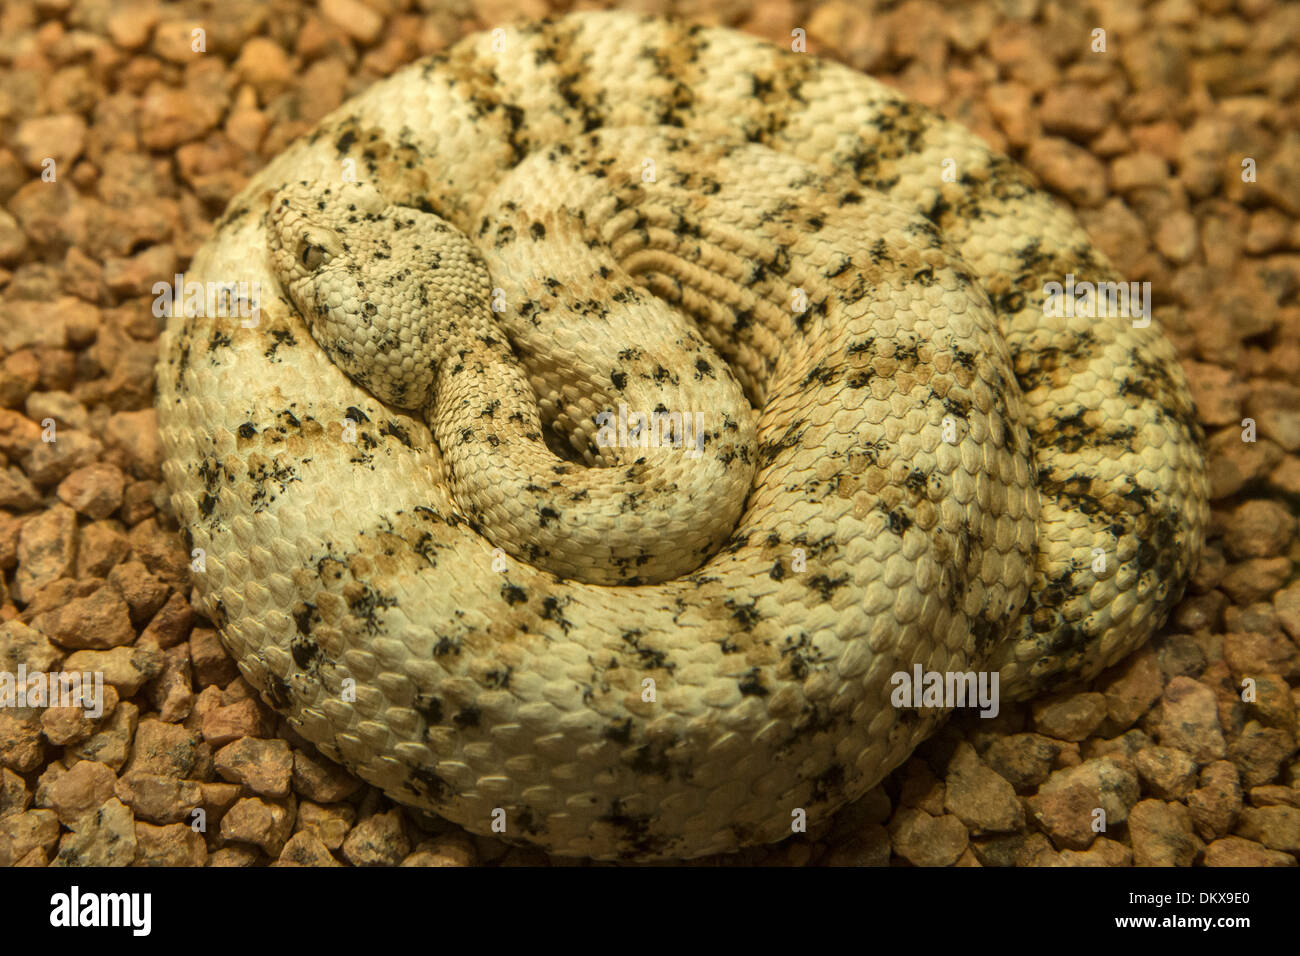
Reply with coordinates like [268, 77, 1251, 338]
[155, 11, 1209, 861]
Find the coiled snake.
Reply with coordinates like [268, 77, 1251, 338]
[156, 12, 1208, 860]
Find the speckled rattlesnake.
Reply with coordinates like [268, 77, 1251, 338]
[156, 12, 1208, 860]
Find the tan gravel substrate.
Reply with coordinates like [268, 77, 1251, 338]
[0, 0, 1297, 867]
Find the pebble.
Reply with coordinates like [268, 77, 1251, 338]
[1026, 757, 1140, 849]
[295, 800, 356, 849]
[1187, 760, 1243, 839]
[14, 503, 76, 602]
[214, 737, 294, 797]
[292, 748, 363, 803]
[114, 773, 204, 825]
[220, 795, 297, 856]
[1202, 835, 1296, 866]
[886, 807, 968, 866]
[1134, 746, 1199, 800]
[1031, 692, 1109, 741]
[1234, 805, 1300, 853]
[1128, 799, 1203, 866]
[133, 821, 207, 866]
[55, 462, 123, 518]
[51, 797, 136, 866]
[341, 808, 411, 866]
[202, 697, 277, 746]
[401, 833, 479, 867]
[1152, 676, 1228, 760]
[275, 830, 341, 866]
[941, 742, 1024, 834]
[62, 645, 163, 697]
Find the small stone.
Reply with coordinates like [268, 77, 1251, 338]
[140, 591, 195, 649]
[1207, 430, 1283, 500]
[1128, 799, 1202, 866]
[21, 430, 105, 487]
[234, 37, 293, 91]
[982, 733, 1061, 791]
[320, 0, 384, 44]
[0, 466, 41, 510]
[109, 560, 169, 625]
[1224, 630, 1299, 679]
[124, 717, 206, 778]
[26, 391, 89, 432]
[62, 645, 163, 697]
[1, 809, 60, 860]
[1228, 722, 1295, 788]
[1110, 152, 1171, 191]
[139, 84, 221, 150]
[133, 821, 207, 866]
[208, 845, 262, 867]
[1038, 85, 1112, 140]
[1249, 785, 1300, 809]
[202, 697, 276, 746]
[189, 627, 239, 686]
[200, 781, 243, 823]
[46, 760, 118, 826]
[1234, 805, 1300, 853]
[1031, 692, 1108, 741]
[295, 800, 356, 850]
[1024, 137, 1108, 207]
[341, 808, 411, 866]
[32, 585, 135, 649]
[104, 409, 163, 480]
[1026, 757, 1139, 850]
[149, 643, 194, 724]
[1133, 746, 1199, 800]
[115, 773, 204, 825]
[1188, 760, 1242, 840]
[66, 701, 139, 771]
[827, 824, 893, 867]
[0, 767, 31, 816]
[887, 807, 968, 866]
[55, 463, 124, 519]
[1273, 581, 1300, 641]
[1153, 676, 1228, 761]
[15, 503, 77, 602]
[221, 795, 297, 856]
[1183, 361, 1245, 428]
[0, 712, 44, 772]
[14, 114, 86, 170]
[1222, 499, 1297, 559]
[1059, 836, 1133, 866]
[214, 737, 293, 797]
[942, 742, 1024, 834]
[106, 4, 161, 50]
[402, 833, 479, 867]
[1100, 646, 1164, 728]
[275, 830, 341, 866]
[52, 797, 136, 867]
[292, 748, 363, 803]
[1202, 836, 1296, 866]
[74, 520, 129, 578]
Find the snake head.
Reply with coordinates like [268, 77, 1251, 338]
[265, 180, 487, 411]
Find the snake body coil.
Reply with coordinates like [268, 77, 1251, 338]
[156, 12, 1208, 860]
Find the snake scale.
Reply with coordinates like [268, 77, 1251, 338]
[155, 11, 1209, 861]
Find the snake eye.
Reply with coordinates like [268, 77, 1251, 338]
[299, 240, 326, 271]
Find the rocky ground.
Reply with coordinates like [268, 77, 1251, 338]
[0, 0, 1297, 867]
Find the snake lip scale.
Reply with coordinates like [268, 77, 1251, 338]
[156, 11, 1209, 861]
